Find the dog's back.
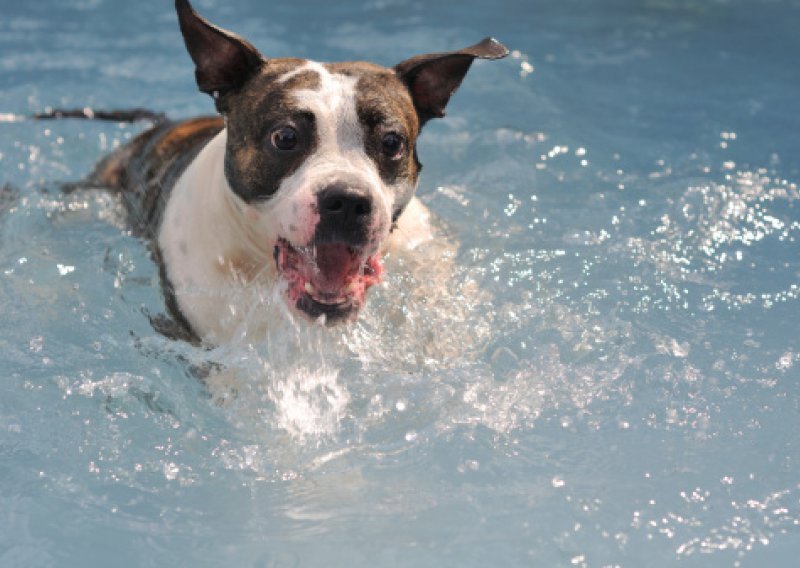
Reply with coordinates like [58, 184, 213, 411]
[89, 115, 223, 238]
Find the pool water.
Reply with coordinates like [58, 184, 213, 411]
[2, 0, 799, 566]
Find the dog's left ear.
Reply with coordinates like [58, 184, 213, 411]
[394, 38, 509, 126]
[176, 0, 264, 111]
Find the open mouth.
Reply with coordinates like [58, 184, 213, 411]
[274, 238, 383, 323]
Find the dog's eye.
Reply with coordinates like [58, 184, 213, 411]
[381, 132, 405, 160]
[271, 126, 298, 151]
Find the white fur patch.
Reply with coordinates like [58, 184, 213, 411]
[158, 130, 281, 343]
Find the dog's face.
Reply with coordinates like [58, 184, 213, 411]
[176, 0, 507, 323]
[222, 59, 419, 323]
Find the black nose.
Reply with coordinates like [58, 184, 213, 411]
[316, 186, 373, 245]
[319, 187, 372, 219]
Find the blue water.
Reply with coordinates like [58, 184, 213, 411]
[2, 0, 799, 566]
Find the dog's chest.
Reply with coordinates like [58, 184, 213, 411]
[157, 131, 274, 342]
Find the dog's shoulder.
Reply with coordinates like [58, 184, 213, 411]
[386, 196, 435, 252]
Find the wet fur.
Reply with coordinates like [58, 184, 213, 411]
[59, 0, 508, 344]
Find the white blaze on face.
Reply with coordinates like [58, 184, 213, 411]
[263, 61, 394, 249]
[296, 62, 363, 153]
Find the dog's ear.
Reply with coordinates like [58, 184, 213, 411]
[394, 38, 509, 126]
[176, 0, 264, 110]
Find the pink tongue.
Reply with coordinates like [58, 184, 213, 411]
[314, 243, 355, 292]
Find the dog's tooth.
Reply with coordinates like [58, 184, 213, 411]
[304, 282, 315, 295]
[344, 282, 356, 294]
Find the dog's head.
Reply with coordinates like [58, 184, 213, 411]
[176, 0, 507, 324]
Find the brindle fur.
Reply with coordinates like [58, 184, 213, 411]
[90, 115, 224, 238]
[222, 60, 321, 202]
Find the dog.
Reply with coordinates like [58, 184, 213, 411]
[75, 0, 508, 345]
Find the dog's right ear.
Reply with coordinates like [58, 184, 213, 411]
[176, 0, 264, 110]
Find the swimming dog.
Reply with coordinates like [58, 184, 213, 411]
[78, 0, 507, 344]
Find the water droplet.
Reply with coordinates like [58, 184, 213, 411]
[164, 462, 180, 481]
[56, 264, 75, 276]
[29, 335, 44, 353]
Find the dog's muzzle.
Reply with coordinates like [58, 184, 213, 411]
[274, 185, 384, 323]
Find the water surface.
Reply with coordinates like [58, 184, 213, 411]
[1, 0, 799, 566]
